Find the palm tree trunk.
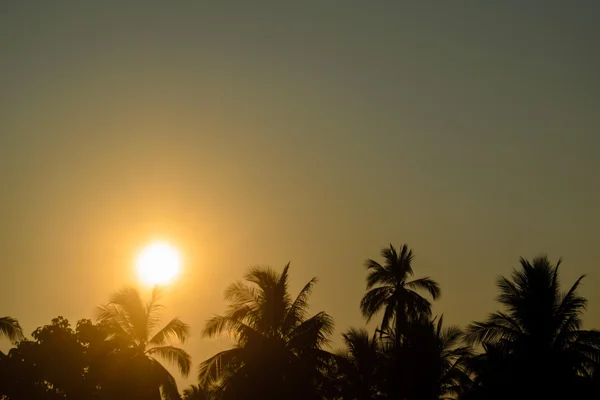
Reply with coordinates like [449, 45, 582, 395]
[395, 307, 405, 347]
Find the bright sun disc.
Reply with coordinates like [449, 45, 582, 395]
[136, 242, 181, 286]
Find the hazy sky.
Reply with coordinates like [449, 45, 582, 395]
[1, 1, 599, 389]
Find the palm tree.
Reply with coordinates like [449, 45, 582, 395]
[182, 384, 211, 400]
[333, 328, 383, 400]
[199, 263, 334, 400]
[460, 343, 511, 400]
[0, 316, 23, 343]
[464, 255, 600, 399]
[433, 317, 473, 399]
[396, 316, 472, 400]
[97, 287, 191, 400]
[360, 244, 441, 340]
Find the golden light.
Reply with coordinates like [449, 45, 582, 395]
[136, 241, 181, 286]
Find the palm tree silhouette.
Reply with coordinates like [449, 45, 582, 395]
[0, 316, 23, 343]
[199, 263, 334, 400]
[396, 316, 472, 400]
[182, 384, 211, 400]
[431, 317, 473, 399]
[334, 327, 383, 400]
[97, 287, 191, 400]
[464, 256, 600, 399]
[360, 244, 440, 341]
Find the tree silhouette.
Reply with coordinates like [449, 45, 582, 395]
[394, 316, 472, 400]
[3, 249, 600, 400]
[332, 317, 471, 400]
[332, 328, 384, 400]
[464, 256, 600, 399]
[0, 316, 23, 343]
[0, 317, 107, 399]
[199, 263, 334, 400]
[360, 244, 440, 341]
[97, 287, 191, 400]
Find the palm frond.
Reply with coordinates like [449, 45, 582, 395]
[283, 277, 317, 333]
[404, 289, 434, 319]
[149, 317, 190, 346]
[198, 347, 245, 383]
[342, 327, 370, 348]
[396, 244, 415, 276]
[105, 287, 149, 342]
[381, 243, 397, 263]
[203, 315, 262, 344]
[405, 277, 441, 300]
[276, 262, 291, 297]
[496, 275, 521, 309]
[488, 311, 524, 335]
[442, 325, 465, 349]
[360, 286, 393, 322]
[574, 329, 600, 347]
[146, 345, 192, 377]
[464, 318, 521, 345]
[224, 304, 254, 327]
[557, 275, 587, 319]
[287, 311, 334, 350]
[341, 327, 380, 365]
[183, 384, 211, 400]
[146, 286, 165, 335]
[0, 316, 24, 342]
[224, 281, 260, 307]
[96, 304, 135, 340]
[203, 315, 229, 339]
[447, 345, 474, 361]
[150, 358, 182, 400]
[364, 259, 396, 289]
[555, 313, 583, 348]
[245, 266, 280, 293]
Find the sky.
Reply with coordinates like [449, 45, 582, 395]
[1, 0, 599, 390]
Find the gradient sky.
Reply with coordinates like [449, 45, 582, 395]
[1, 1, 599, 389]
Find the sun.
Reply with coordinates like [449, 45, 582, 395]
[136, 241, 181, 286]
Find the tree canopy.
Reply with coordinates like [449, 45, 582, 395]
[2, 248, 599, 399]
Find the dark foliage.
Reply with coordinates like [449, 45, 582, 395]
[463, 256, 600, 400]
[1, 249, 599, 400]
[0, 317, 111, 399]
[199, 263, 334, 400]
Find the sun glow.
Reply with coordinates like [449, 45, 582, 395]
[136, 241, 181, 286]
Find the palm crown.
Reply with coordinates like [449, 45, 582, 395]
[360, 244, 441, 337]
[335, 327, 383, 400]
[400, 316, 472, 400]
[200, 263, 334, 399]
[97, 287, 191, 400]
[465, 256, 600, 397]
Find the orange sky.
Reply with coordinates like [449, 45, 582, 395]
[1, 1, 599, 390]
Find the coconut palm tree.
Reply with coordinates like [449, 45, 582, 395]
[0, 316, 23, 343]
[464, 255, 600, 399]
[360, 244, 441, 340]
[182, 384, 212, 400]
[199, 263, 334, 400]
[97, 287, 191, 400]
[333, 328, 384, 400]
[433, 318, 473, 399]
[396, 316, 472, 400]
